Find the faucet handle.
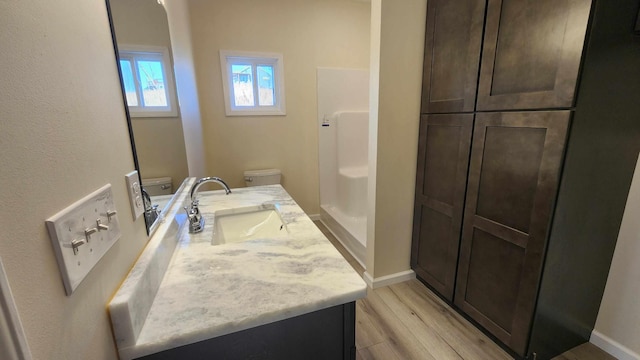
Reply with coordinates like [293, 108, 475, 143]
[183, 204, 204, 232]
[184, 205, 199, 217]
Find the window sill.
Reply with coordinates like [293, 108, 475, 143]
[224, 109, 286, 117]
[130, 110, 179, 118]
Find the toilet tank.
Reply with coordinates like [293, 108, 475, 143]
[244, 169, 281, 187]
[142, 177, 172, 196]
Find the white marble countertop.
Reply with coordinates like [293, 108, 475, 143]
[116, 184, 367, 359]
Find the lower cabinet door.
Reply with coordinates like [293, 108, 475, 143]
[411, 113, 473, 300]
[454, 111, 570, 356]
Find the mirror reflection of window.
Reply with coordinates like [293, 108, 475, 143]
[119, 59, 138, 106]
[118, 46, 177, 117]
[137, 60, 168, 106]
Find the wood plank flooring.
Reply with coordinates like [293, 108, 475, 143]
[314, 221, 616, 360]
[554, 343, 617, 360]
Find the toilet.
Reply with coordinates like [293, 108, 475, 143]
[142, 177, 172, 196]
[244, 169, 281, 187]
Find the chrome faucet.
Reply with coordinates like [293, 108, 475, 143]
[141, 188, 160, 225]
[184, 201, 204, 233]
[190, 176, 231, 202]
[185, 177, 231, 233]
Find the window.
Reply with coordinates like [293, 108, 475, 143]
[219, 50, 286, 116]
[118, 45, 178, 117]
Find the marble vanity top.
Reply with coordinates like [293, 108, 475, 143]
[109, 183, 367, 359]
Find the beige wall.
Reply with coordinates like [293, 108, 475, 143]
[593, 153, 640, 357]
[0, 0, 148, 358]
[187, 0, 370, 213]
[111, 0, 189, 191]
[164, 0, 207, 178]
[366, 0, 382, 277]
[366, 0, 426, 278]
[131, 118, 188, 190]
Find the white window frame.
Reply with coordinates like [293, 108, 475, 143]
[118, 45, 178, 118]
[219, 50, 286, 116]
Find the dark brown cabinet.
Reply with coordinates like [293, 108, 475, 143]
[454, 111, 570, 355]
[476, 0, 592, 111]
[413, 0, 640, 359]
[420, 0, 592, 113]
[411, 114, 473, 300]
[420, 0, 485, 113]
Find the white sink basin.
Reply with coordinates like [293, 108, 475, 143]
[212, 205, 289, 245]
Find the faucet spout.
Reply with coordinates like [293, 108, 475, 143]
[190, 176, 231, 203]
[186, 177, 231, 233]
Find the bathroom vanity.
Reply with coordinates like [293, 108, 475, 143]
[109, 179, 366, 359]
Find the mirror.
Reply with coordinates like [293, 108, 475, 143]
[106, 0, 189, 233]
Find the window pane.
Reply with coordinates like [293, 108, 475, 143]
[257, 65, 275, 106]
[231, 64, 254, 106]
[119, 59, 138, 106]
[137, 60, 168, 107]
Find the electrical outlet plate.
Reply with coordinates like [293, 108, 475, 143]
[45, 184, 121, 295]
[125, 170, 144, 220]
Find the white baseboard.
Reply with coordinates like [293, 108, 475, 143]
[590, 330, 640, 360]
[307, 213, 321, 221]
[363, 270, 415, 289]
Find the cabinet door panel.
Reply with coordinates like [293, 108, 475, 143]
[412, 114, 473, 300]
[476, 0, 591, 110]
[421, 0, 485, 113]
[454, 111, 570, 356]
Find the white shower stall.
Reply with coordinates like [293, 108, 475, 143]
[318, 68, 369, 266]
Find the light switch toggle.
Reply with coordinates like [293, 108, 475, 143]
[106, 210, 117, 222]
[96, 219, 109, 231]
[71, 239, 86, 255]
[84, 227, 97, 242]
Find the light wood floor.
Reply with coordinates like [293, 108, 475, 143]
[314, 221, 616, 360]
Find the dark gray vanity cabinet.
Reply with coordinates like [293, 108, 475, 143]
[137, 303, 356, 360]
[413, 0, 640, 358]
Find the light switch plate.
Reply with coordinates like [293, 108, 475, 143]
[125, 171, 144, 220]
[45, 184, 121, 295]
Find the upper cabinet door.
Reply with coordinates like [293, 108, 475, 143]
[476, 0, 592, 111]
[454, 111, 570, 356]
[421, 0, 486, 113]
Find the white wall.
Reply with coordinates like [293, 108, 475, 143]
[592, 153, 640, 360]
[317, 68, 369, 210]
[366, 0, 426, 279]
[187, 0, 371, 214]
[0, 0, 148, 358]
